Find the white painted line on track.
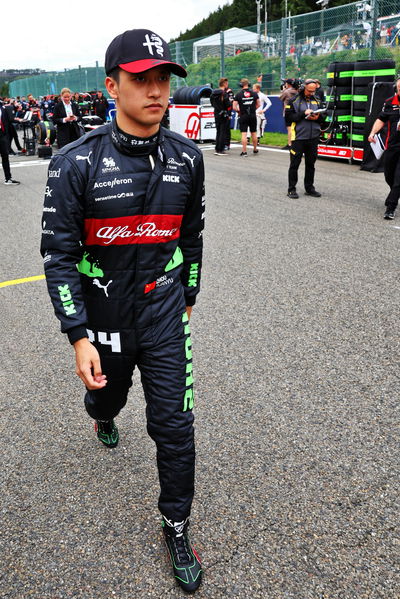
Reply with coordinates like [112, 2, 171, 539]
[200, 144, 287, 154]
[10, 160, 49, 168]
[391, 226, 400, 229]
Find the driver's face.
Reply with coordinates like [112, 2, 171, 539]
[106, 66, 171, 135]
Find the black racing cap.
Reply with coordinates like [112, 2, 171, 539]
[105, 29, 187, 78]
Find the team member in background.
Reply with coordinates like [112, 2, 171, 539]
[14, 102, 26, 121]
[279, 78, 298, 150]
[210, 77, 231, 155]
[252, 83, 272, 142]
[224, 79, 234, 150]
[368, 77, 400, 220]
[233, 78, 260, 156]
[93, 90, 110, 122]
[52, 88, 82, 148]
[4, 99, 23, 154]
[0, 101, 20, 185]
[20, 96, 29, 110]
[285, 79, 325, 199]
[40, 28, 204, 593]
[40, 95, 55, 120]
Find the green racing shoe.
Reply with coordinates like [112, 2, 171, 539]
[162, 516, 202, 593]
[94, 419, 119, 448]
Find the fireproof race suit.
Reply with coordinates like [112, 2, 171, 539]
[40, 122, 205, 521]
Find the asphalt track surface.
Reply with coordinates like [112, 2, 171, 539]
[1, 145, 399, 599]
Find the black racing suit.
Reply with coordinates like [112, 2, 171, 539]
[284, 93, 325, 193]
[40, 122, 205, 521]
[377, 94, 400, 211]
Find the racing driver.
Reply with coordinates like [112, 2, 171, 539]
[40, 29, 204, 593]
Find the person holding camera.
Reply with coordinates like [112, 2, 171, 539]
[368, 77, 400, 220]
[284, 79, 325, 199]
[233, 79, 260, 156]
[210, 77, 231, 156]
[279, 78, 299, 150]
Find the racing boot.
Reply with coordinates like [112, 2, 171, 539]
[162, 516, 202, 593]
[95, 419, 119, 448]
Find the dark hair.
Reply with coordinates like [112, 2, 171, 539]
[107, 67, 121, 82]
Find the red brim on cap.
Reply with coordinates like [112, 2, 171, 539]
[119, 59, 187, 78]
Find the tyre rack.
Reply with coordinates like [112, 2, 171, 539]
[318, 59, 396, 163]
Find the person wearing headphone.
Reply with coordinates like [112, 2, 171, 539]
[284, 79, 325, 199]
[368, 77, 400, 220]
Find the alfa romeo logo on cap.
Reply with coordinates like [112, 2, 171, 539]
[143, 33, 164, 57]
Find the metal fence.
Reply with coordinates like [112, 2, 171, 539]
[9, 0, 400, 98]
[9, 62, 107, 98]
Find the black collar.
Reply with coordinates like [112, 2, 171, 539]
[111, 119, 160, 157]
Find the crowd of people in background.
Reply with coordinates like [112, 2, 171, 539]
[1, 89, 109, 121]
[0, 89, 110, 153]
[379, 22, 400, 46]
[285, 20, 400, 60]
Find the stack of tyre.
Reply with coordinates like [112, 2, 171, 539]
[172, 85, 213, 105]
[325, 64, 353, 145]
[325, 59, 396, 148]
[351, 60, 396, 147]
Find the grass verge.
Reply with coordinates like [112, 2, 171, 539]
[230, 130, 287, 147]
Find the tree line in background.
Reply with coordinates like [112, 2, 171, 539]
[173, 0, 358, 42]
